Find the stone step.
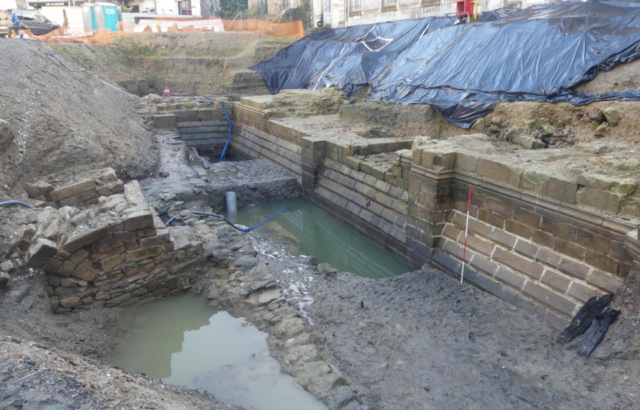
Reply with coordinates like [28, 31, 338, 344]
[178, 126, 229, 134]
[179, 133, 229, 141]
[185, 139, 228, 147]
[229, 69, 265, 88]
[177, 120, 229, 129]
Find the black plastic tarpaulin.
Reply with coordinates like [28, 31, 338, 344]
[250, 1, 640, 128]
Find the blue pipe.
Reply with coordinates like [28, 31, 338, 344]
[191, 97, 233, 161]
[165, 215, 178, 226]
[0, 201, 34, 209]
[192, 207, 290, 232]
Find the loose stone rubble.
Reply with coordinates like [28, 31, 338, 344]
[25, 168, 125, 208]
[7, 169, 213, 312]
[190, 221, 367, 410]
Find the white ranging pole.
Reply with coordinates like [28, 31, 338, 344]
[461, 185, 472, 284]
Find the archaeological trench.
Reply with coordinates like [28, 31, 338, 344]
[2, 31, 640, 410]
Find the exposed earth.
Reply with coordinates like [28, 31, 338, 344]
[1, 23, 640, 410]
[249, 230, 640, 410]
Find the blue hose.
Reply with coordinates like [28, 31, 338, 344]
[164, 207, 289, 231]
[191, 97, 233, 162]
[0, 201, 34, 209]
[165, 215, 178, 226]
[192, 207, 290, 232]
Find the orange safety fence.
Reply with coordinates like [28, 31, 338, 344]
[221, 18, 305, 38]
[29, 17, 304, 45]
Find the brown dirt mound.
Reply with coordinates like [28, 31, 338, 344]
[0, 40, 158, 201]
[576, 59, 640, 94]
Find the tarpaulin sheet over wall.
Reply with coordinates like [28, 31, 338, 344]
[250, 1, 640, 128]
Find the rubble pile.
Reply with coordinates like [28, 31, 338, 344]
[25, 168, 125, 208]
[0, 168, 216, 312]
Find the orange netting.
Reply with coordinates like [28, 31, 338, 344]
[221, 18, 305, 38]
[29, 18, 304, 45]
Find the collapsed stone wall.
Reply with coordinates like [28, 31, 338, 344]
[25, 169, 125, 208]
[11, 171, 218, 312]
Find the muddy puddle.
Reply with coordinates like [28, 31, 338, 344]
[227, 197, 410, 278]
[105, 293, 326, 410]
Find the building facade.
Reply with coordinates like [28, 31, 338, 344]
[321, 0, 543, 28]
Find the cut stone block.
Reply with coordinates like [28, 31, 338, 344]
[42, 258, 63, 274]
[60, 296, 81, 308]
[125, 245, 163, 262]
[123, 210, 154, 231]
[101, 254, 123, 271]
[72, 260, 97, 282]
[576, 187, 623, 215]
[26, 238, 58, 268]
[63, 226, 112, 253]
[49, 180, 96, 202]
[25, 182, 54, 199]
[59, 190, 98, 207]
[98, 168, 118, 183]
[476, 159, 523, 187]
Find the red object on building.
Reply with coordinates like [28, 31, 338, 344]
[163, 87, 172, 98]
[456, 0, 474, 17]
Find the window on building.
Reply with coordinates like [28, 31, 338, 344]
[178, 0, 193, 15]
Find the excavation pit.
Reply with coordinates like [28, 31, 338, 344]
[106, 293, 327, 410]
[227, 197, 410, 278]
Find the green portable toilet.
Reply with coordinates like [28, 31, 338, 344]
[81, 3, 121, 34]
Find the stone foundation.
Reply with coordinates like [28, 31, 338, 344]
[408, 136, 639, 327]
[216, 99, 640, 327]
[229, 106, 304, 184]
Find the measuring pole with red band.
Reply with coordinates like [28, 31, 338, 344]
[461, 185, 472, 284]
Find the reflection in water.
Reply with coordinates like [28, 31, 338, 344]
[106, 294, 326, 410]
[227, 197, 410, 278]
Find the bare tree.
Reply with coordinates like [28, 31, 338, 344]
[201, 0, 221, 17]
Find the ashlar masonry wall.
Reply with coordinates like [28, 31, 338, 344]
[229, 107, 303, 184]
[226, 106, 639, 327]
[408, 136, 639, 328]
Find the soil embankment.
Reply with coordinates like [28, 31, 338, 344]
[50, 32, 294, 97]
[0, 40, 157, 201]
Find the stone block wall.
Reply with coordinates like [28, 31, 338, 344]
[408, 136, 638, 327]
[229, 106, 304, 184]
[25, 168, 124, 208]
[312, 158, 410, 265]
[23, 179, 216, 313]
[224, 105, 640, 327]
[150, 103, 234, 129]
